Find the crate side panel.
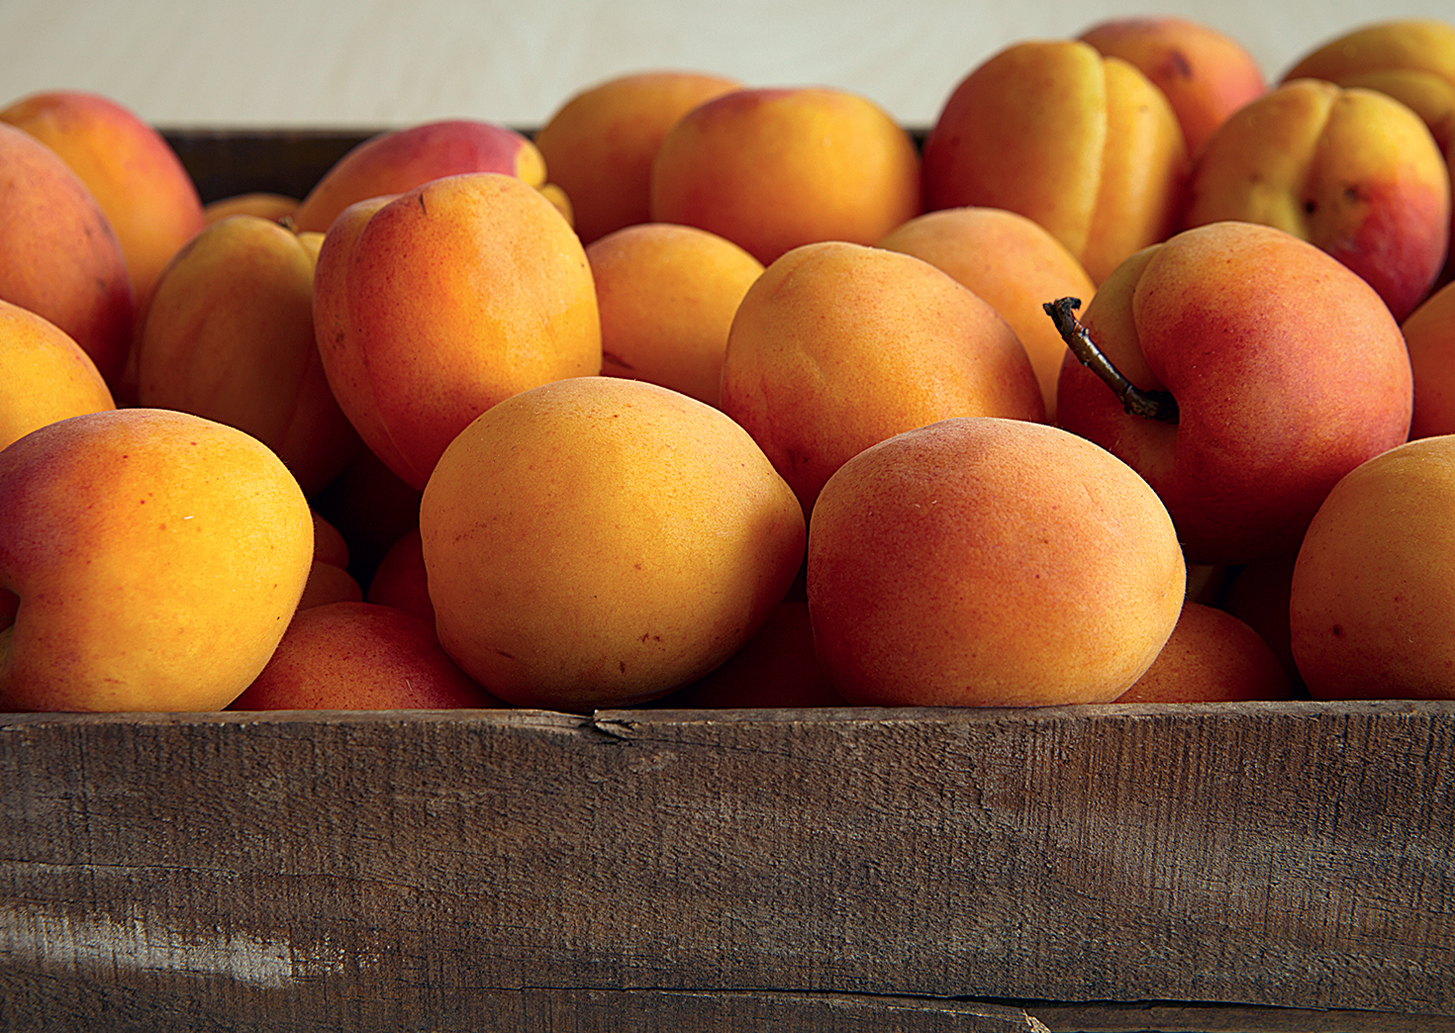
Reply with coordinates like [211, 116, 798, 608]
[1, 704, 1452, 1023]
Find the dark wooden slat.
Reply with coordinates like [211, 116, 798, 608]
[160, 128, 376, 203]
[1028, 1000, 1455, 1032]
[1, 701, 1452, 1030]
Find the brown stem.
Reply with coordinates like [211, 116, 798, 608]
[1044, 297, 1179, 424]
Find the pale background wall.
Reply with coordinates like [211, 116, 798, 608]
[0, 0, 1450, 130]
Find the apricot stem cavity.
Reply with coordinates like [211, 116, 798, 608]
[1044, 296, 1179, 423]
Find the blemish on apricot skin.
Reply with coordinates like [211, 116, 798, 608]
[1332, 624, 1344, 638]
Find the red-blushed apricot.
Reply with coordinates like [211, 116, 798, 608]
[587, 222, 763, 408]
[0, 298, 114, 453]
[922, 39, 1188, 285]
[1290, 435, 1455, 699]
[291, 119, 547, 234]
[313, 172, 602, 491]
[1055, 220, 1413, 567]
[0, 89, 206, 309]
[230, 601, 503, 711]
[1402, 280, 1455, 438]
[136, 214, 360, 497]
[366, 527, 434, 627]
[877, 206, 1097, 422]
[1281, 19, 1455, 152]
[1115, 601, 1294, 704]
[534, 70, 744, 245]
[0, 408, 313, 712]
[419, 376, 805, 712]
[649, 86, 922, 266]
[1078, 16, 1269, 156]
[720, 240, 1044, 517]
[0, 122, 133, 388]
[1182, 77, 1450, 321]
[807, 417, 1185, 707]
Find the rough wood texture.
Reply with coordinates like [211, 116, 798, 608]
[2, 701, 1451, 1031]
[1032, 1000, 1455, 1032]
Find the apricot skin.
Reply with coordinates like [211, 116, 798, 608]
[720, 241, 1044, 517]
[1116, 601, 1294, 704]
[0, 299, 115, 453]
[291, 119, 547, 235]
[807, 417, 1186, 708]
[420, 377, 806, 712]
[650, 86, 922, 266]
[533, 70, 743, 245]
[922, 39, 1188, 285]
[312, 172, 602, 491]
[0, 89, 207, 308]
[1290, 435, 1455, 700]
[230, 601, 502, 711]
[0, 409, 313, 713]
[1183, 78, 1451, 321]
[137, 215, 360, 497]
[1078, 16, 1269, 156]
[587, 222, 763, 408]
[1056, 221, 1413, 567]
[0, 123, 133, 388]
[877, 206, 1097, 422]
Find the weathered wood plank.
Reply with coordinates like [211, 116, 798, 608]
[1, 701, 1451, 1030]
[1029, 999, 1455, 1032]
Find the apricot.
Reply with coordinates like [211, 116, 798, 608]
[297, 559, 363, 611]
[719, 240, 1044, 516]
[877, 206, 1097, 422]
[533, 70, 743, 245]
[203, 192, 300, 225]
[0, 89, 207, 308]
[1055, 220, 1413, 566]
[656, 600, 845, 709]
[1290, 435, 1455, 699]
[0, 122, 133, 387]
[419, 376, 806, 712]
[0, 299, 114, 453]
[137, 214, 360, 497]
[313, 172, 602, 491]
[1401, 280, 1455, 438]
[587, 222, 764, 408]
[922, 39, 1188, 285]
[807, 417, 1185, 707]
[230, 601, 503, 711]
[1115, 601, 1294, 704]
[1182, 77, 1450, 321]
[649, 86, 922, 266]
[366, 527, 433, 627]
[1078, 16, 1269, 156]
[297, 511, 361, 611]
[1282, 19, 1455, 152]
[0, 408, 314, 712]
[291, 119, 548, 234]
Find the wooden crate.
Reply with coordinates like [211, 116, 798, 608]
[3, 702, 1453, 1031]
[3, 131, 1454, 1032]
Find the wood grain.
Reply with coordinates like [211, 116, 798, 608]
[1, 701, 1451, 1031]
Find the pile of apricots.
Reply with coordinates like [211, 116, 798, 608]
[2, 16, 1455, 715]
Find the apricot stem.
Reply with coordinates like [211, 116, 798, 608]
[1044, 297, 1179, 424]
